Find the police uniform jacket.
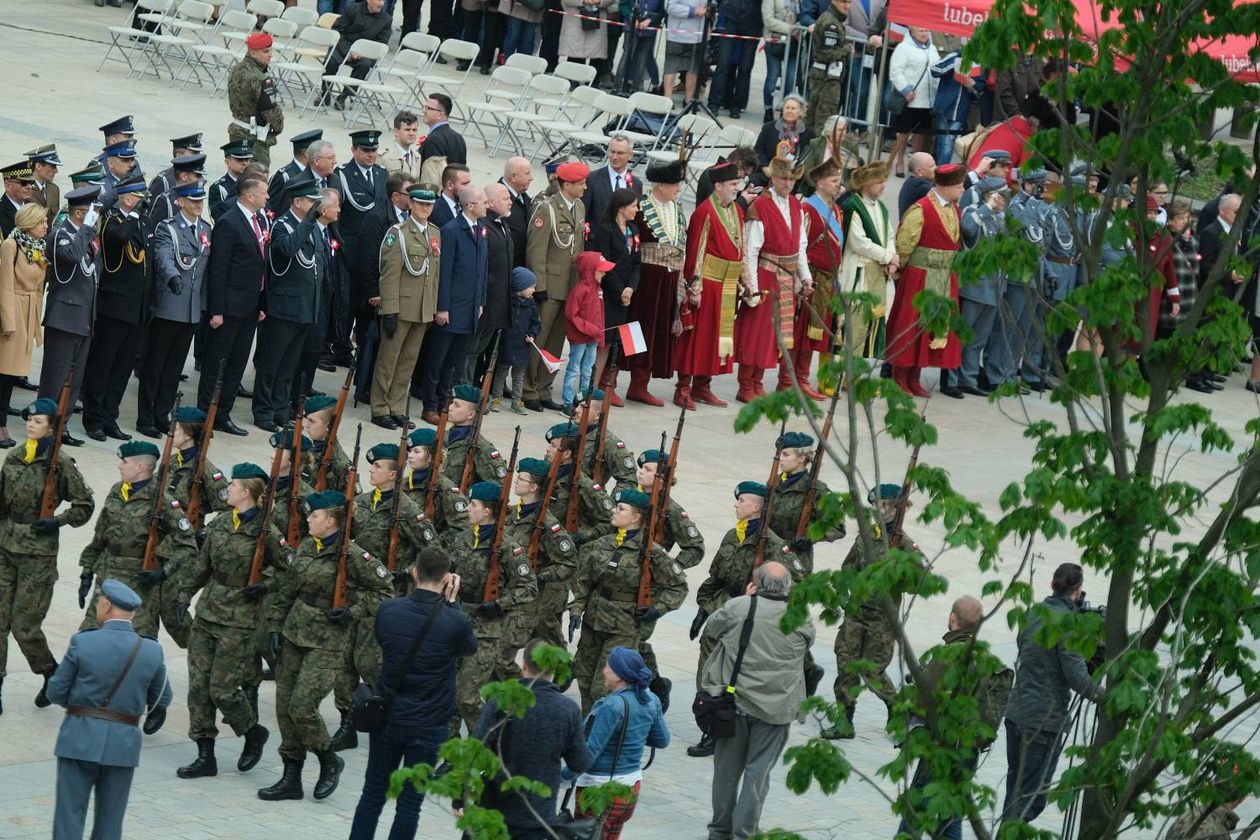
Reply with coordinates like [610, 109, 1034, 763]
[209, 173, 239, 222]
[98, 207, 150, 324]
[265, 209, 327, 324]
[333, 161, 388, 267]
[148, 167, 176, 199]
[959, 202, 1006, 305]
[267, 161, 307, 216]
[45, 219, 101, 337]
[526, 193, 585, 300]
[152, 211, 212, 324]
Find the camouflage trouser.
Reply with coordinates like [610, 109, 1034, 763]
[82, 557, 190, 648]
[333, 614, 382, 712]
[187, 618, 258, 740]
[530, 581, 570, 649]
[275, 638, 339, 761]
[806, 73, 843, 136]
[247, 588, 279, 688]
[229, 127, 273, 169]
[832, 615, 897, 709]
[455, 634, 503, 734]
[496, 611, 534, 683]
[573, 625, 637, 715]
[0, 550, 58, 677]
[637, 618, 659, 676]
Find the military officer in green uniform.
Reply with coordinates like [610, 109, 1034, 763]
[447, 481, 537, 733]
[164, 407, 231, 531]
[259, 490, 391, 802]
[0, 399, 95, 713]
[403, 427, 470, 544]
[227, 32, 284, 170]
[544, 422, 614, 547]
[79, 441, 200, 647]
[767, 431, 846, 574]
[175, 462, 282, 780]
[509, 457, 579, 648]
[806, 0, 855, 137]
[302, 393, 357, 493]
[441, 384, 508, 488]
[573, 388, 638, 488]
[569, 488, 687, 714]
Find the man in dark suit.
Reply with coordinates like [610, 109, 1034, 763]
[499, 156, 534, 268]
[582, 134, 642, 225]
[267, 129, 322, 216]
[420, 94, 467, 168]
[252, 178, 327, 432]
[418, 185, 488, 420]
[320, 0, 394, 111]
[290, 189, 345, 419]
[82, 176, 150, 442]
[200, 175, 270, 436]
[430, 163, 469, 231]
[331, 130, 388, 373]
[466, 183, 515, 384]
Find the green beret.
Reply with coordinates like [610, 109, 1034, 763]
[615, 488, 651, 509]
[637, 449, 665, 466]
[305, 393, 337, 413]
[306, 490, 346, 512]
[21, 398, 59, 419]
[119, 441, 161, 460]
[868, 483, 902, 503]
[367, 443, 400, 463]
[451, 384, 482, 406]
[173, 406, 207, 424]
[545, 422, 579, 442]
[270, 429, 313, 450]
[232, 462, 268, 481]
[408, 428, 437, 448]
[777, 431, 814, 450]
[735, 480, 769, 499]
[517, 457, 550, 478]
[586, 387, 605, 402]
[468, 481, 501, 503]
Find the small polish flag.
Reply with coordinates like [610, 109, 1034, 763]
[618, 321, 648, 356]
[534, 344, 564, 373]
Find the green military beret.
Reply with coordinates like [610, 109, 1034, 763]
[545, 422, 579, 442]
[174, 406, 207, 424]
[734, 480, 769, 499]
[451, 384, 482, 406]
[517, 457, 550, 478]
[468, 481, 501, 503]
[270, 429, 313, 450]
[21, 398, 59, 419]
[306, 490, 346, 512]
[868, 483, 902, 503]
[585, 387, 605, 401]
[615, 488, 651, 509]
[367, 443, 400, 463]
[119, 441, 162, 460]
[305, 393, 337, 413]
[232, 462, 268, 481]
[777, 431, 814, 450]
[408, 428, 437, 448]
[637, 449, 665, 466]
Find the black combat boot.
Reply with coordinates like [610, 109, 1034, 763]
[257, 759, 304, 800]
[243, 684, 260, 721]
[312, 749, 344, 800]
[177, 738, 218, 778]
[34, 663, 57, 708]
[238, 724, 270, 772]
[329, 711, 357, 751]
[820, 704, 856, 740]
[687, 732, 715, 757]
[649, 675, 672, 714]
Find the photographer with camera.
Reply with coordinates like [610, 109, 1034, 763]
[1001, 562, 1104, 826]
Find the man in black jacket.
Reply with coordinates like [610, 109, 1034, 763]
[348, 547, 477, 840]
[706, 0, 763, 119]
[200, 175, 269, 436]
[466, 183, 515, 384]
[320, 0, 394, 111]
[420, 94, 467, 168]
[289, 189, 344, 418]
[499, 156, 533, 268]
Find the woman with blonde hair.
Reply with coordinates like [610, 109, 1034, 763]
[0, 204, 49, 448]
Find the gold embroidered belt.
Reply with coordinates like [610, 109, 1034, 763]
[641, 242, 684, 271]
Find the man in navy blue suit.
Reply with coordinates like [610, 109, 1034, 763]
[416, 185, 488, 423]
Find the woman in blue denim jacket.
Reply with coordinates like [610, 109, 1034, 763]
[566, 647, 669, 839]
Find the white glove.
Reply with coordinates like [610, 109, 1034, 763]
[83, 207, 100, 228]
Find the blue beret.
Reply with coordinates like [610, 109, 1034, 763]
[777, 431, 814, 450]
[366, 443, 400, 463]
[173, 180, 208, 200]
[305, 393, 337, 413]
[868, 483, 902, 503]
[545, 422, 579, 442]
[21, 398, 59, 419]
[451, 384, 482, 406]
[306, 490, 346, 512]
[100, 579, 142, 610]
[232, 462, 268, 481]
[615, 488, 651, 509]
[119, 441, 161, 459]
[270, 429, 313, 450]
[173, 406, 207, 424]
[468, 481, 501, 503]
[517, 456, 550, 477]
[735, 480, 769, 499]
[637, 449, 665, 466]
[408, 428, 437, 448]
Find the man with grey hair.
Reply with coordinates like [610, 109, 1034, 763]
[465, 182, 515, 384]
[583, 134, 643, 225]
[499, 157, 534, 267]
[700, 560, 816, 839]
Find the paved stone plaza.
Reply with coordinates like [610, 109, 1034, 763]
[0, 2, 1258, 837]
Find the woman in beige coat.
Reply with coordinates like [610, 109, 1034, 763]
[0, 204, 49, 448]
[559, 0, 616, 62]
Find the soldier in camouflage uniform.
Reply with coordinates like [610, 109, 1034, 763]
[806, 0, 855, 137]
[267, 428, 315, 541]
[175, 463, 283, 780]
[441, 384, 508, 489]
[329, 443, 439, 751]
[544, 422, 614, 547]
[447, 481, 537, 733]
[767, 431, 846, 574]
[226, 33, 284, 170]
[0, 398, 94, 713]
[302, 393, 357, 494]
[509, 457, 579, 648]
[569, 488, 688, 714]
[79, 441, 200, 647]
[258, 490, 392, 802]
[573, 389, 637, 488]
[164, 407, 231, 533]
[403, 427, 470, 545]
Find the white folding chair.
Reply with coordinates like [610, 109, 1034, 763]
[625, 91, 676, 150]
[99, 0, 174, 73]
[220, 0, 287, 50]
[717, 123, 757, 152]
[271, 25, 341, 105]
[280, 5, 319, 28]
[129, 0, 218, 80]
[175, 9, 256, 89]
[568, 92, 631, 155]
[535, 84, 604, 158]
[495, 74, 572, 156]
[553, 59, 597, 87]
[318, 40, 400, 123]
[383, 46, 439, 110]
[503, 53, 548, 75]
[646, 113, 716, 165]
[466, 66, 535, 153]
[414, 39, 481, 122]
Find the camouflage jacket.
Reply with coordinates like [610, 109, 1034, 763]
[552, 465, 614, 546]
[179, 507, 287, 630]
[268, 475, 314, 545]
[841, 527, 921, 624]
[311, 438, 357, 495]
[579, 423, 637, 487]
[768, 471, 846, 572]
[79, 480, 198, 576]
[351, 487, 438, 570]
[570, 529, 688, 635]
[267, 532, 391, 651]
[696, 520, 800, 614]
[505, 501, 578, 585]
[442, 429, 508, 488]
[448, 525, 538, 637]
[402, 467, 470, 542]
[165, 450, 231, 526]
[0, 443, 94, 555]
[227, 55, 283, 139]
[1168, 805, 1240, 839]
[644, 492, 705, 569]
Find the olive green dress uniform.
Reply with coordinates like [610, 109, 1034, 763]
[0, 441, 94, 683]
[269, 475, 315, 542]
[552, 466, 615, 546]
[180, 508, 287, 740]
[505, 502, 578, 648]
[448, 526, 537, 732]
[226, 55, 284, 169]
[524, 192, 585, 402]
[267, 532, 391, 762]
[767, 471, 846, 573]
[579, 423, 638, 488]
[402, 468, 470, 545]
[372, 215, 441, 418]
[806, 1, 855, 137]
[569, 528, 687, 713]
[79, 479, 200, 645]
[442, 432, 508, 487]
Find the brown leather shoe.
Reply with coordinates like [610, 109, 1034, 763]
[421, 410, 441, 425]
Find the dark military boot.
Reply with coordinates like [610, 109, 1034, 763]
[687, 732, 715, 758]
[820, 704, 856, 740]
[177, 738, 218, 778]
[238, 724, 270, 772]
[329, 711, 357, 751]
[312, 749, 344, 800]
[257, 759, 304, 801]
[34, 664, 57, 708]
[243, 683, 260, 721]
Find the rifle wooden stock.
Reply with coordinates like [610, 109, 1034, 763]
[186, 360, 225, 530]
[653, 403, 687, 538]
[249, 442, 286, 586]
[460, 336, 501, 494]
[331, 424, 362, 611]
[39, 339, 82, 520]
[385, 395, 412, 571]
[590, 347, 620, 487]
[794, 387, 843, 539]
[424, 409, 449, 522]
[753, 419, 789, 568]
[527, 447, 564, 569]
[287, 395, 307, 547]
[317, 364, 354, 492]
[636, 431, 669, 609]
[483, 426, 521, 602]
[566, 393, 594, 533]
[143, 393, 182, 572]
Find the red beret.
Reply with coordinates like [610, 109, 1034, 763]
[246, 32, 274, 50]
[556, 162, 590, 183]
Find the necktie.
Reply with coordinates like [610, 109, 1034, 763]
[615, 173, 624, 190]
[250, 214, 264, 253]
[364, 167, 373, 188]
[404, 150, 413, 170]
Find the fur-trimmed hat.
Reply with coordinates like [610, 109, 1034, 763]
[848, 159, 891, 191]
[645, 159, 686, 184]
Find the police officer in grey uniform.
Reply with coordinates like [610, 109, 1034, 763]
[958, 177, 1009, 395]
[40, 186, 103, 446]
[89, 116, 143, 181]
[267, 129, 323, 216]
[210, 139, 256, 222]
[138, 181, 212, 437]
[145, 154, 207, 233]
[97, 141, 138, 212]
[46, 579, 172, 840]
[990, 169, 1047, 390]
[1031, 188, 1080, 378]
[147, 133, 205, 199]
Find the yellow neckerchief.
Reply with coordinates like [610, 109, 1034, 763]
[372, 487, 383, 511]
[176, 450, 185, 468]
[313, 536, 324, 552]
[232, 508, 242, 531]
[873, 523, 883, 539]
[22, 438, 38, 464]
[472, 527, 480, 549]
[735, 518, 749, 544]
[407, 471, 414, 491]
[779, 471, 788, 483]
[615, 528, 628, 546]
[121, 481, 132, 501]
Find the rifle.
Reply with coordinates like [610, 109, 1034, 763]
[887, 404, 927, 547]
[460, 334, 501, 494]
[527, 444, 565, 569]
[316, 362, 355, 492]
[185, 360, 225, 531]
[753, 417, 789, 568]
[652, 403, 688, 539]
[589, 347, 620, 487]
[635, 430, 668, 609]
[38, 339, 82, 520]
[565, 393, 594, 533]
[331, 424, 362, 611]
[483, 426, 521, 602]
[248, 439, 286, 586]
[287, 392, 307, 547]
[142, 393, 182, 572]
[424, 408, 449, 522]
[385, 394, 412, 571]
[794, 386, 843, 540]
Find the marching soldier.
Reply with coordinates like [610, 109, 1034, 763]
[26, 144, 62, 230]
[767, 431, 846, 575]
[403, 427, 470, 544]
[174, 462, 281, 780]
[543, 422, 614, 547]
[806, 0, 855, 137]
[573, 389, 637, 488]
[447, 481, 537, 733]
[508, 457, 579, 648]
[227, 33, 284, 170]
[267, 130, 322, 216]
[633, 450, 705, 569]
[569, 487, 687, 714]
[302, 393, 356, 492]
[211, 140, 256, 221]
[0, 398, 94, 714]
[148, 133, 205, 198]
[258, 490, 390, 802]
[78, 441, 200, 647]
[164, 407, 231, 521]
[267, 428, 315, 540]
[441, 384, 508, 487]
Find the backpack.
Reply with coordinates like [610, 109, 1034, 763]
[975, 666, 1014, 747]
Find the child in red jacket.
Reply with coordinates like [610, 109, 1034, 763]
[563, 252, 612, 407]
